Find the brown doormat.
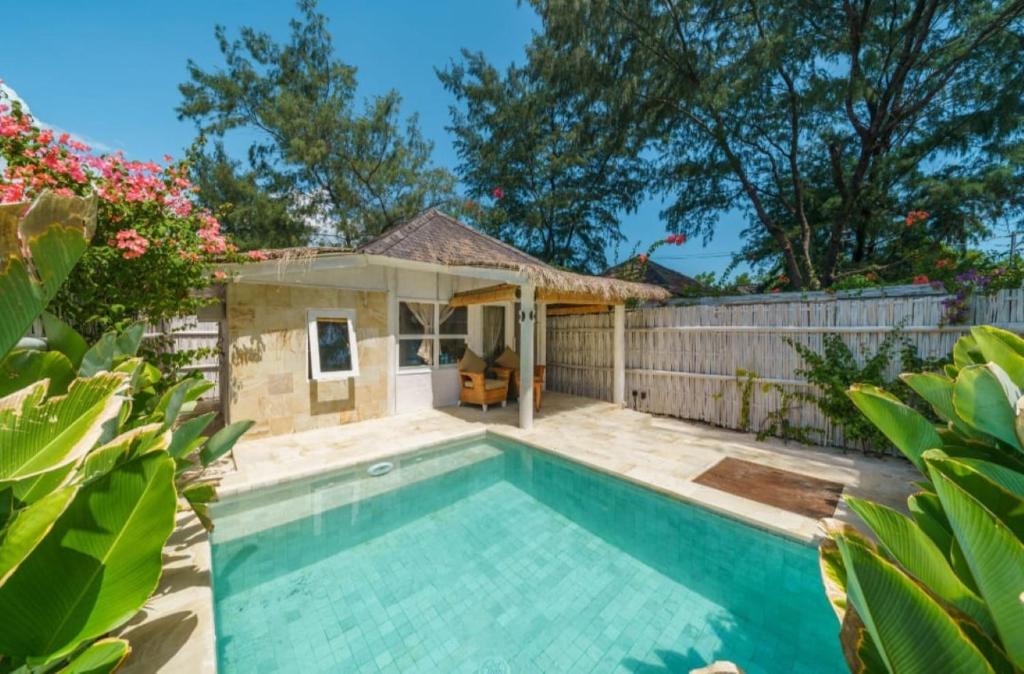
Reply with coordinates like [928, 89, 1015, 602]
[693, 457, 844, 519]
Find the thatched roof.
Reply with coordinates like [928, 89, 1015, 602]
[603, 258, 703, 296]
[357, 209, 670, 302]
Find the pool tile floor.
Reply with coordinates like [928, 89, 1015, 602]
[215, 482, 829, 674]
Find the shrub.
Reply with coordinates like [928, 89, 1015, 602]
[0, 88, 253, 366]
[820, 326, 1024, 672]
[0, 192, 251, 671]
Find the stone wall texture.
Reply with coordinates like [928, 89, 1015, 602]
[226, 283, 389, 438]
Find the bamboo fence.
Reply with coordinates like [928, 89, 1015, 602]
[546, 286, 1024, 450]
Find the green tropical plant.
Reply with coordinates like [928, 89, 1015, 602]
[820, 325, 1024, 672]
[0, 191, 251, 671]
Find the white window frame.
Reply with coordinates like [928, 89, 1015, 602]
[307, 308, 359, 381]
[397, 299, 468, 371]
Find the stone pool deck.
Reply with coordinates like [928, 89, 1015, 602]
[123, 392, 918, 672]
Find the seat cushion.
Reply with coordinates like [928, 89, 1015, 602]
[495, 347, 519, 370]
[484, 379, 508, 391]
[459, 347, 487, 374]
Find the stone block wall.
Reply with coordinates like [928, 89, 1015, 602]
[226, 283, 389, 438]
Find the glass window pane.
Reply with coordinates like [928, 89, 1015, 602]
[439, 306, 467, 335]
[316, 318, 353, 372]
[399, 338, 432, 368]
[438, 338, 466, 366]
[399, 302, 434, 334]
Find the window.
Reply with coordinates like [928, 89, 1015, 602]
[308, 309, 359, 380]
[398, 301, 467, 369]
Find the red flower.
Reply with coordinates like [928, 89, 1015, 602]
[912, 274, 930, 285]
[936, 258, 954, 270]
[905, 210, 929, 227]
[492, 186, 504, 199]
[770, 288, 781, 293]
[637, 253, 648, 263]
[778, 275, 789, 284]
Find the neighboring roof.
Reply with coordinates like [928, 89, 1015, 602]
[258, 245, 351, 260]
[356, 209, 670, 302]
[603, 258, 703, 296]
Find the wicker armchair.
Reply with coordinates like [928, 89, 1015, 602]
[458, 369, 510, 412]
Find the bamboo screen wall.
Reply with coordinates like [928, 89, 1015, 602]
[545, 286, 1024, 450]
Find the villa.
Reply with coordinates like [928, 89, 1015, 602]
[220, 208, 668, 435]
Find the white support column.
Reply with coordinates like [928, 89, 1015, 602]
[518, 283, 536, 429]
[537, 302, 547, 390]
[613, 304, 626, 407]
[385, 268, 398, 416]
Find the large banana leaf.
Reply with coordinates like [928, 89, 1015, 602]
[832, 524, 996, 673]
[56, 637, 130, 674]
[0, 374, 125, 483]
[901, 372, 957, 422]
[41, 312, 89, 370]
[953, 365, 1023, 451]
[926, 452, 1024, 668]
[847, 384, 943, 472]
[200, 420, 255, 466]
[0, 485, 77, 584]
[971, 327, 1024, 390]
[845, 497, 992, 632]
[0, 349, 75, 397]
[0, 192, 97, 358]
[0, 452, 176, 663]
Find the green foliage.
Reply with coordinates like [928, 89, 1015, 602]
[0, 192, 251, 671]
[530, 0, 1024, 288]
[179, 0, 457, 247]
[188, 141, 313, 250]
[730, 368, 815, 444]
[0, 193, 96, 356]
[820, 326, 1024, 672]
[790, 330, 947, 453]
[438, 49, 645, 273]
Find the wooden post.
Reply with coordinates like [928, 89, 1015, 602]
[613, 304, 625, 406]
[519, 283, 536, 429]
[386, 268, 398, 416]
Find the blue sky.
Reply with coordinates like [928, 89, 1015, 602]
[1, 0, 748, 277]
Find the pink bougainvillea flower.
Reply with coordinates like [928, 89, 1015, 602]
[912, 274, 930, 285]
[114, 228, 150, 260]
[247, 250, 270, 261]
[492, 186, 504, 199]
[213, 270, 227, 280]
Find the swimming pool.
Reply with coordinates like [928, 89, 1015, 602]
[211, 434, 845, 673]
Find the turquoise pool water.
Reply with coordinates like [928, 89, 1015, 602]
[211, 435, 845, 673]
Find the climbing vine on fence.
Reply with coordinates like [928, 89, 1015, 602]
[788, 329, 947, 453]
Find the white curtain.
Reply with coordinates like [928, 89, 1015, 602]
[438, 304, 456, 331]
[482, 306, 505, 363]
[405, 302, 434, 365]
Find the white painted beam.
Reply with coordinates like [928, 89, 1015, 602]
[386, 268, 398, 416]
[518, 283, 536, 429]
[613, 304, 625, 407]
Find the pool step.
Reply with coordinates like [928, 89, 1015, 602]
[211, 441, 503, 542]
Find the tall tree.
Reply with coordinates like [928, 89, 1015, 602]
[188, 142, 313, 250]
[439, 49, 645, 273]
[533, 0, 1024, 288]
[178, 0, 457, 246]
